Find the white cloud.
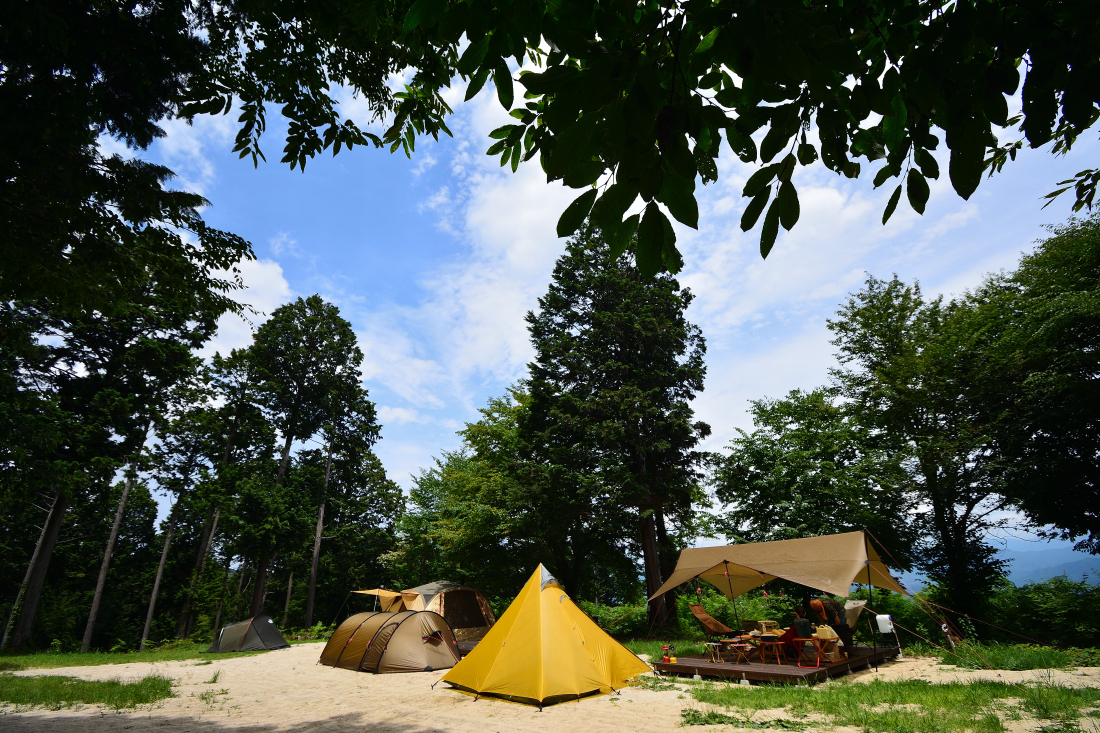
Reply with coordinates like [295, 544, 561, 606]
[269, 232, 301, 257]
[201, 258, 295, 359]
[378, 406, 431, 425]
[153, 114, 236, 196]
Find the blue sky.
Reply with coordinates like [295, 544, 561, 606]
[138, 77, 1098, 570]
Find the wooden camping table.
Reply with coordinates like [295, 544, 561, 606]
[720, 636, 760, 662]
[793, 637, 826, 668]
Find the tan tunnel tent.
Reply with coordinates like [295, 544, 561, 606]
[205, 614, 290, 652]
[355, 581, 497, 642]
[650, 531, 909, 601]
[318, 610, 461, 673]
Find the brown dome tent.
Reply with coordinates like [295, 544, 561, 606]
[354, 581, 496, 642]
[205, 614, 289, 652]
[319, 611, 461, 673]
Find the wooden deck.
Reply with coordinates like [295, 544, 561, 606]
[651, 645, 900, 684]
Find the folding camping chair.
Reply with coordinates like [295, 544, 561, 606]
[688, 604, 735, 638]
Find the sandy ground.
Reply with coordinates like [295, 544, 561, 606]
[3, 644, 1098, 732]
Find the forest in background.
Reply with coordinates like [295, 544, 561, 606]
[3, 215, 1099, 652]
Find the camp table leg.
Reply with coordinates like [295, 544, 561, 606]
[794, 638, 822, 668]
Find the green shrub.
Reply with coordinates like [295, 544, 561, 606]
[1066, 647, 1100, 667]
[622, 639, 705, 659]
[0, 674, 174, 710]
[576, 601, 649, 637]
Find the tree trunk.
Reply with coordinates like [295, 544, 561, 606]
[140, 501, 179, 651]
[282, 572, 294, 628]
[81, 472, 135, 652]
[178, 506, 219, 638]
[2, 492, 65, 650]
[10, 492, 70, 649]
[640, 511, 665, 627]
[304, 437, 334, 629]
[214, 550, 234, 629]
[276, 432, 293, 484]
[249, 554, 270, 617]
[653, 507, 679, 632]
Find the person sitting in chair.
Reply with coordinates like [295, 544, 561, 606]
[779, 606, 807, 656]
[810, 597, 854, 660]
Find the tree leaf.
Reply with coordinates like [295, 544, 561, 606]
[778, 181, 800, 231]
[403, 0, 448, 30]
[591, 182, 639, 234]
[457, 34, 491, 76]
[906, 168, 929, 215]
[608, 214, 640, 260]
[743, 164, 777, 198]
[884, 94, 908, 152]
[759, 199, 780, 259]
[916, 148, 940, 180]
[882, 184, 902, 224]
[695, 28, 720, 54]
[556, 189, 598, 237]
[494, 60, 514, 110]
[465, 66, 491, 101]
[759, 125, 792, 164]
[797, 143, 818, 166]
[637, 203, 667, 277]
[740, 185, 772, 231]
[873, 164, 898, 189]
[660, 174, 699, 229]
[661, 215, 682, 274]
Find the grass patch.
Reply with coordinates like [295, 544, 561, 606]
[938, 643, 1074, 671]
[0, 660, 26, 672]
[196, 687, 228, 705]
[203, 670, 221, 684]
[905, 642, 1100, 670]
[681, 708, 808, 728]
[635, 675, 683, 692]
[0, 673, 174, 710]
[689, 678, 1100, 733]
[623, 640, 706, 660]
[0, 645, 265, 669]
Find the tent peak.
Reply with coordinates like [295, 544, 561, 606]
[538, 564, 560, 592]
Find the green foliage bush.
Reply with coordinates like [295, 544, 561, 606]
[576, 601, 648, 638]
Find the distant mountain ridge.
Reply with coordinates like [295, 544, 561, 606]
[1006, 547, 1099, 585]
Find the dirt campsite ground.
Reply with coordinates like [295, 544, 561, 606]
[4, 642, 1099, 732]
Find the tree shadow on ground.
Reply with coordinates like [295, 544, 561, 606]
[2, 711, 454, 732]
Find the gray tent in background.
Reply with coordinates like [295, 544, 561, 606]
[205, 614, 290, 652]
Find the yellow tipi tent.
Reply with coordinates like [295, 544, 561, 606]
[440, 565, 650, 708]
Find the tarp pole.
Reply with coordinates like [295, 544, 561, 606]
[723, 562, 741, 633]
[865, 530, 877, 672]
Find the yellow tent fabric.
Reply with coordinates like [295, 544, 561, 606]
[650, 531, 908, 601]
[441, 565, 650, 707]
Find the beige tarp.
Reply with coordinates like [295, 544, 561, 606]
[352, 589, 406, 612]
[650, 531, 908, 601]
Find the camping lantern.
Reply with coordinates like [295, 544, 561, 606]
[662, 644, 670, 663]
[669, 644, 676, 663]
